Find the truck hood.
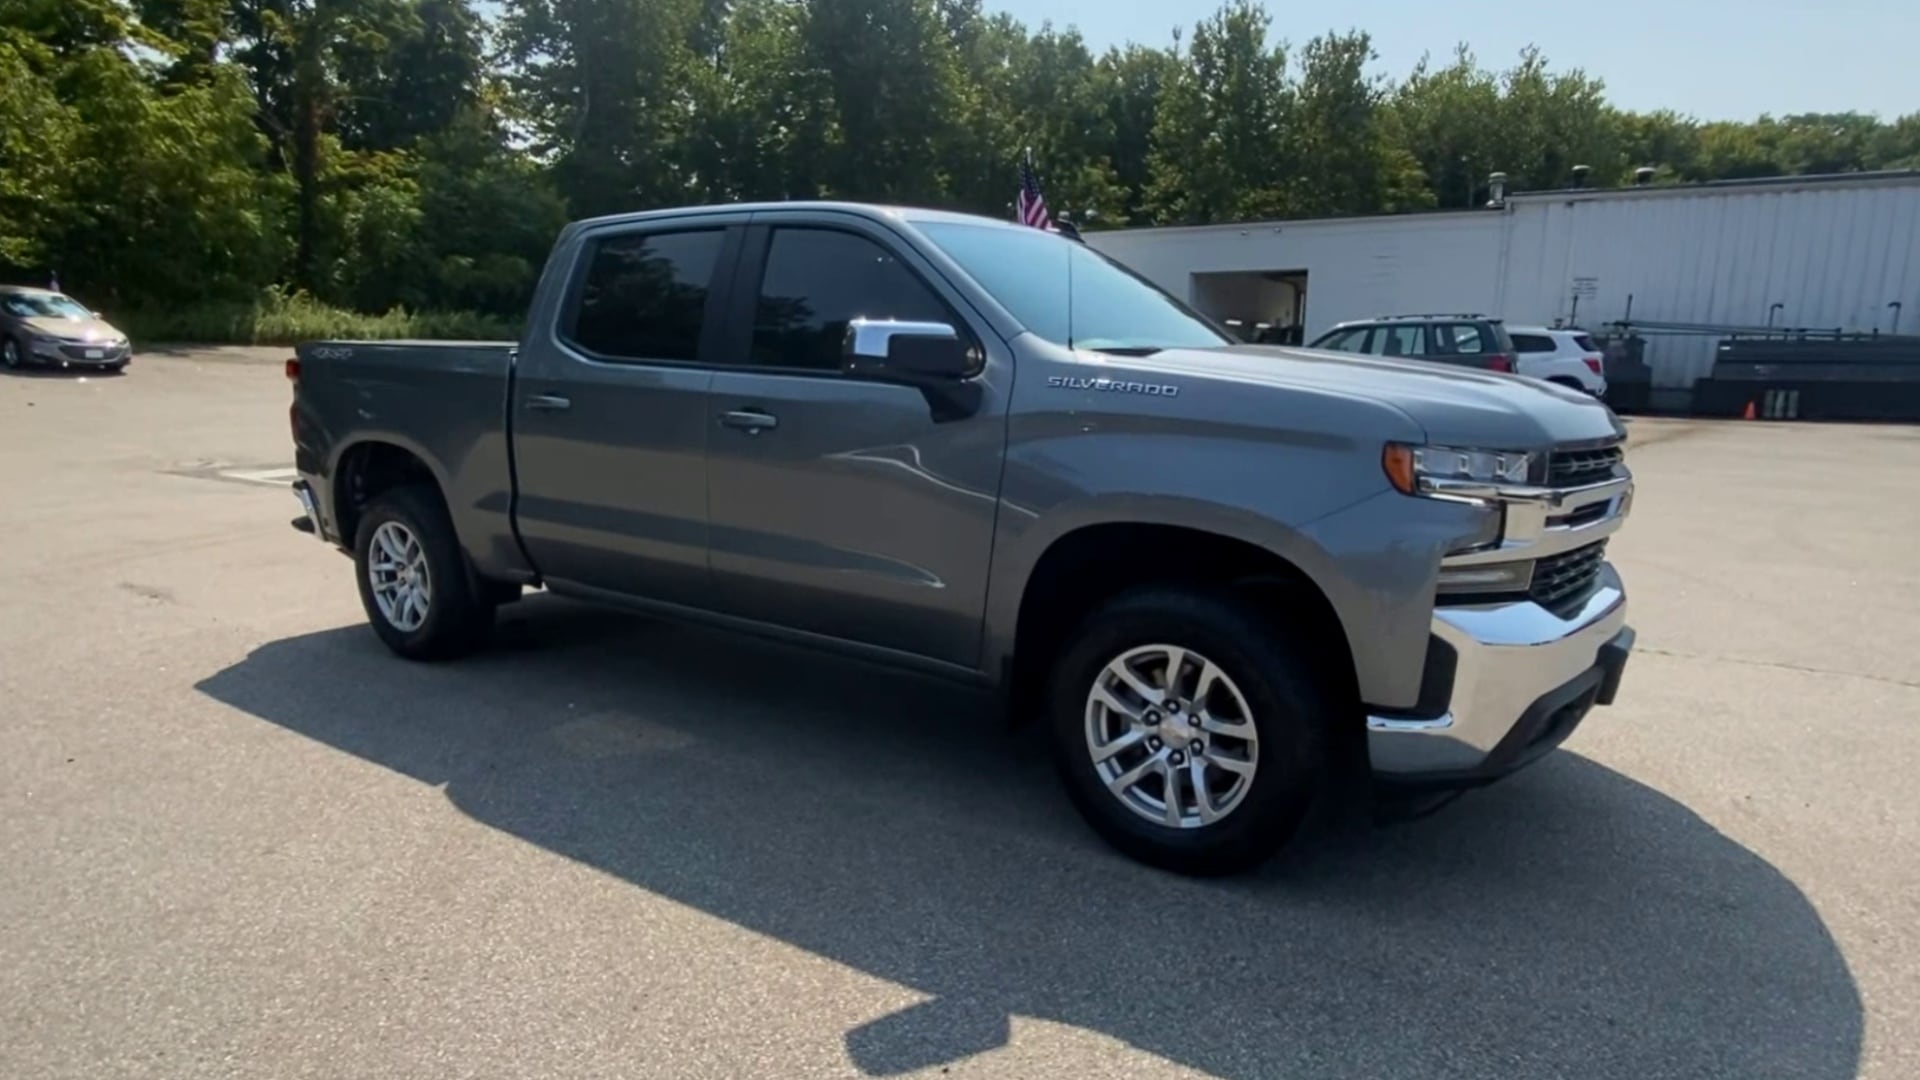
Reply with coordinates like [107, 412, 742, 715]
[1135, 344, 1625, 449]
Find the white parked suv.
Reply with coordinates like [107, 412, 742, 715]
[1508, 327, 1607, 397]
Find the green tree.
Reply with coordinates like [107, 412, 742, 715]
[500, 0, 705, 217]
[335, 0, 488, 151]
[1099, 43, 1179, 226]
[1146, 1, 1296, 225]
[801, 0, 969, 204]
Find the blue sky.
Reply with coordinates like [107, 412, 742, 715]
[984, 0, 1918, 120]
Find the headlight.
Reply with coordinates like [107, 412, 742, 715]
[1383, 443, 1535, 496]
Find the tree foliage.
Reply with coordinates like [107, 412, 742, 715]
[2, 0, 1916, 324]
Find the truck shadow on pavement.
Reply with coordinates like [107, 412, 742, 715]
[197, 596, 1861, 1079]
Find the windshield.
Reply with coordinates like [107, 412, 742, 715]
[3, 293, 90, 320]
[918, 223, 1231, 353]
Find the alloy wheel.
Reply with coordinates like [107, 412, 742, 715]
[368, 521, 432, 632]
[1084, 644, 1260, 828]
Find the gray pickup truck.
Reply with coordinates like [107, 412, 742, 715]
[288, 202, 1634, 874]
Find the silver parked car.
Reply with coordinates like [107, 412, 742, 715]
[1, 286, 132, 372]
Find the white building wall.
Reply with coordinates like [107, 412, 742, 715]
[1500, 177, 1920, 386]
[1091, 211, 1505, 337]
[1091, 174, 1920, 390]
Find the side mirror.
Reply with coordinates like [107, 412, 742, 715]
[842, 318, 983, 421]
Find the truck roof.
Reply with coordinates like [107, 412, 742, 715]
[568, 201, 1025, 233]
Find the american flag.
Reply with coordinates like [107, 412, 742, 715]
[1016, 156, 1051, 230]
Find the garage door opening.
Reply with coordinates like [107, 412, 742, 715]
[1191, 270, 1309, 346]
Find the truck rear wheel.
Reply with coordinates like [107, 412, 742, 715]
[352, 484, 494, 660]
[1047, 587, 1332, 875]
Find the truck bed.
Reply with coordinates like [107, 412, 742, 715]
[291, 338, 528, 581]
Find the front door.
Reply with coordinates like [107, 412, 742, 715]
[703, 215, 1010, 669]
[511, 218, 743, 606]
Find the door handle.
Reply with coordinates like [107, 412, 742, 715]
[525, 394, 571, 412]
[720, 408, 778, 434]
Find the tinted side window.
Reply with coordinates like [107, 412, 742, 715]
[1373, 325, 1424, 356]
[1313, 327, 1367, 352]
[1435, 323, 1489, 355]
[568, 230, 724, 362]
[1574, 334, 1599, 352]
[751, 229, 950, 371]
[1512, 333, 1556, 353]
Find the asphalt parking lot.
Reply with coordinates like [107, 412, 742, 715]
[3, 349, 1916, 1079]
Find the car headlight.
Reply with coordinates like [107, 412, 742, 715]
[1382, 443, 1535, 496]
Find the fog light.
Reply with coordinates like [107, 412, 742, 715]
[1436, 560, 1533, 595]
[1447, 505, 1505, 554]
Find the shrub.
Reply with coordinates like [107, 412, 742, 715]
[116, 288, 519, 345]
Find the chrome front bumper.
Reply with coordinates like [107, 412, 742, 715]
[1367, 563, 1632, 783]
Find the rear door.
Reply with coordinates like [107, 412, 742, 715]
[701, 212, 1010, 669]
[1364, 323, 1426, 358]
[1426, 321, 1505, 370]
[511, 215, 746, 606]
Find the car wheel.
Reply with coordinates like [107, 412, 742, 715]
[2, 337, 22, 369]
[353, 484, 495, 660]
[1048, 587, 1334, 876]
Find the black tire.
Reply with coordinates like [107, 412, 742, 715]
[352, 484, 494, 660]
[1047, 587, 1335, 876]
[2, 336, 24, 369]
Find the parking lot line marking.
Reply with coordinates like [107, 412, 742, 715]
[220, 467, 300, 486]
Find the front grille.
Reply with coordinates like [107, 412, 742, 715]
[1531, 540, 1608, 615]
[58, 343, 128, 360]
[1547, 443, 1623, 487]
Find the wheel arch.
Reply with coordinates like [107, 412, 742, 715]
[329, 435, 453, 548]
[995, 513, 1361, 737]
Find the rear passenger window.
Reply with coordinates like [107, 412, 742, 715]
[568, 230, 724, 362]
[1435, 324, 1489, 355]
[1512, 334, 1556, 353]
[750, 228, 950, 371]
[1373, 325, 1424, 356]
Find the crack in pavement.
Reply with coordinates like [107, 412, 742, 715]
[1637, 646, 1920, 691]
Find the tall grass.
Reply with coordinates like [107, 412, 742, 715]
[118, 288, 520, 345]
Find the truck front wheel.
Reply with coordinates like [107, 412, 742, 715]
[352, 484, 494, 660]
[1048, 587, 1333, 875]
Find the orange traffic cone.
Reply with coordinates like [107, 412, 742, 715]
[1742, 400, 1756, 420]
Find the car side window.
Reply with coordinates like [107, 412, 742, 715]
[1314, 327, 1367, 352]
[1512, 333, 1556, 353]
[1434, 323, 1489, 356]
[566, 229, 725, 363]
[749, 228, 951, 371]
[1372, 325, 1424, 356]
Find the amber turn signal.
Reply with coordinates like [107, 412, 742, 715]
[1382, 443, 1416, 494]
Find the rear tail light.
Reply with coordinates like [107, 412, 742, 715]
[1583, 357, 1603, 375]
[1486, 355, 1514, 373]
[284, 357, 300, 381]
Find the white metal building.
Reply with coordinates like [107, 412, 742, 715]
[1088, 171, 1920, 393]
